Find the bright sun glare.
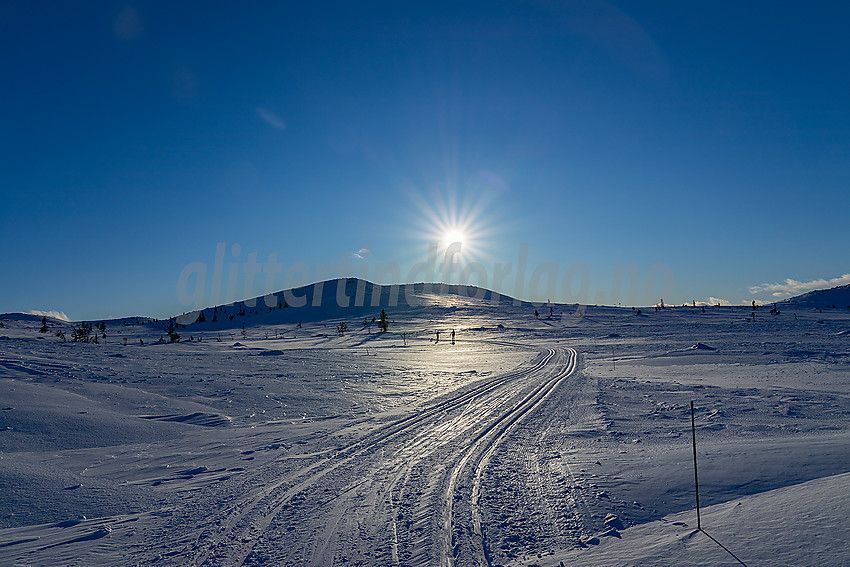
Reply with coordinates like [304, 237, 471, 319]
[444, 230, 464, 247]
[406, 182, 501, 270]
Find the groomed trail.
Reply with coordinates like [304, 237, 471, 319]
[4, 302, 850, 567]
[152, 345, 584, 566]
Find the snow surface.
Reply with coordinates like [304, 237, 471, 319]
[1, 285, 849, 566]
[779, 283, 850, 310]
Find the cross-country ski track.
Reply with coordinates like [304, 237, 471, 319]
[176, 345, 580, 566]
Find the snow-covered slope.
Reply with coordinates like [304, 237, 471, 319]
[532, 471, 850, 567]
[779, 283, 850, 310]
[170, 279, 531, 329]
[1, 285, 848, 566]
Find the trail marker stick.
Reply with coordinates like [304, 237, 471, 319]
[691, 400, 701, 529]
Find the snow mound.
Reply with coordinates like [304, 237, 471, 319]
[137, 412, 231, 427]
[258, 349, 285, 356]
[603, 514, 625, 530]
[656, 343, 718, 357]
[52, 516, 87, 528]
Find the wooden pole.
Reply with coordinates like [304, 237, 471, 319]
[691, 400, 701, 529]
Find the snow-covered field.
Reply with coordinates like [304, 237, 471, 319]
[1, 286, 849, 566]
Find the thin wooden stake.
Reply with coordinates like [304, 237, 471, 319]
[691, 400, 701, 529]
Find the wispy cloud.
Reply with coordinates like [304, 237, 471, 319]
[256, 107, 286, 130]
[29, 309, 70, 322]
[351, 247, 370, 260]
[749, 273, 850, 297]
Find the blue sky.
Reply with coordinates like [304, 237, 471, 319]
[2, 1, 849, 320]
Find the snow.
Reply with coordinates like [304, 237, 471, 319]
[1, 285, 849, 565]
[779, 283, 850, 310]
[529, 471, 850, 567]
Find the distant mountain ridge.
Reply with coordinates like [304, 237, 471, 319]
[779, 283, 850, 309]
[1, 280, 530, 327]
[171, 279, 530, 328]
[9, 279, 850, 326]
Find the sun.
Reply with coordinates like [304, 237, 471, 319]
[443, 230, 465, 247]
[403, 181, 502, 273]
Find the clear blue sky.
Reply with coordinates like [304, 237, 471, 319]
[2, 1, 849, 320]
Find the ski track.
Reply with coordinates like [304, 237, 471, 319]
[451, 348, 577, 567]
[158, 344, 582, 566]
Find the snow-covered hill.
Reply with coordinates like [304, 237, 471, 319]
[779, 283, 850, 309]
[171, 279, 532, 329]
[1, 284, 848, 565]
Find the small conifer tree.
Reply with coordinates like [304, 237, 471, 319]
[72, 322, 92, 342]
[167, 321, 180, 343]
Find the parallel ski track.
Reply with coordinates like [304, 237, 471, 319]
[188, 344, 559, 566]
[441, 347, 578, 567]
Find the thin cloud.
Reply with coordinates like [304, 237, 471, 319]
[749, 273, 850, 297]
[352, 247, 370, 260]
[29, 309, 70, 322]
[256, 107, 286, 130]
